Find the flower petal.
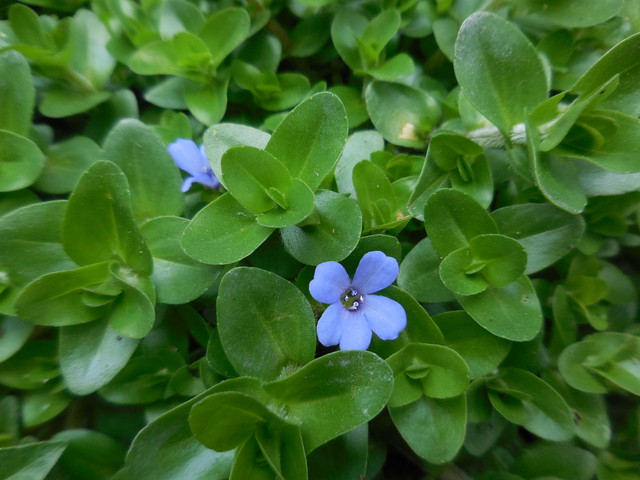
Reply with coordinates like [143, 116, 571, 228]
[352, 251, 399, 294]
[316, 302, 345, 347]
[192, 172, 220, 190]
[181, 176, 197, 192]
[339, 312, 372, 350]
[362, 294, 407, 340]
[309, 261, 351, 304]
[168, 139, 203, 176]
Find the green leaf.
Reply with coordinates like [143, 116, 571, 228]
[157, 0, 205, 39]
[558, 332, 640, 395]
[0, 50, 34, 136]
[203, 124, 270, 189]
[434, 311, 511, 379]
[559, 110, 640, 174]
[181, 193, 274, 265]
[221, 146, 293, 214]
[199, 7, 251, 69]
[0, 340, 59, 390]
[389, 395, 466, 464]
[424, 188, 497, 257]
[104, 119, 184, 224]
[257, 179, 315, 228]
[0, 130, 45, 192]
[468, 234, 527, 288]
[217, 267, 316, 381]
[450, 154, 494, 209]
[352, 160, 400, 231]
[0, 316, 33, 364]
[280, 190, 362, 265]
[365, 81, 440, 149]
[265, 92, 348, 191]
[306, 426, 368, 480]
[185, 77, 229, 126]
[98, 352, 182, 405]
[526, 0, 623, 27]
[59, 317, 140, 395]
[512, 444, 597, 480]
[334, 131, 385, 199]
[22, 387, 71, 428]
[40, 89, 112, 118]
[290, 13, 332, 58]
[367, 53, 415, 82]
[255, 422, 307, 480]
[439, 247, 489, 296]
[331, 10, 369, 72]
[398, 238, 455, 303]
[229, 437, 274, 480]
[127, 39, 188, 77]
[8, 4, 53, 50]
[15, 262, 113, 327]
[190, 391, 286, 451]
[386, 343, 469, 406]
[571, 33, 640, 97]
[145, 77, 189, 109]
[0, 190, 39, 217]
[492, 203, 585, 274]
[264, 350, 394, 452]
[454, 12, 548, 133]
[141, 216, 222, 304]
[487, 368, 576, 441]
[34, 136, 101, 194]
[0, 441, 66, 480]
[457, 276, 543, 342]
[62, 161, 153, 276]
[0, 201, 75, 288]
[407, 160, 449, 221]
[107, 265, 156, 338]
[543, 372, 611, 448]
[50, 429, 126, 480]
[527, 122, 587, 214]
[358, 9, 401, 58]
[64, 9, 114, 86]
[126, 393, 234, 480]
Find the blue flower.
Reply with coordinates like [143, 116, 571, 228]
[168, 138, 220, 192]
[309, 251, 407, 350]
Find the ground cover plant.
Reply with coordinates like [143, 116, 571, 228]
[1, 0, 640, 478]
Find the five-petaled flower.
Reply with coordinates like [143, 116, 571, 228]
[168, 138, 220, 192]
[309, 251, 407, 350]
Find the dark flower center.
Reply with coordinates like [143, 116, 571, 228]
[341, 288, 364, 311]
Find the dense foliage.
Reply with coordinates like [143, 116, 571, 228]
[1, 0, 639, 479]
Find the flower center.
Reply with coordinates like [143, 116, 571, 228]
[341, 288, 364, 311]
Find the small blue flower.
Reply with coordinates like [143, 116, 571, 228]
[168, 138, 220, 192]
[309, 251, 407, 350]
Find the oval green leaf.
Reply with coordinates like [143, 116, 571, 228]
[389, 395, 466, 464]
[454, 12, 548, 133]
[265, 92, 348, 191]
[217, 267, 316, 381]
[457, 275, 543, 342]
[181, 193, 274, 265]
[264, 350, 393, 452]
[280, 190, 362, 265]
[59, 317, 140, 395]
[103, 119, 184, 224]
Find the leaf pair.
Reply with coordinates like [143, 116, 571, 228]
[182, 92, 356, 266]
[188, 351, 393, 479]
[423, 189, 542, 341]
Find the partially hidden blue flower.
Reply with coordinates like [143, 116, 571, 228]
[309, 251, 407, 350]
[168, 138, 220, 192]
